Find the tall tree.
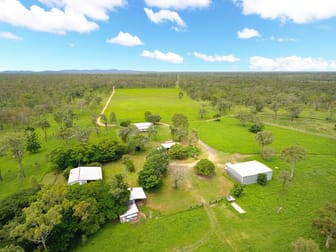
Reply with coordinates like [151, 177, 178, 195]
[170, 113, 188, 142]
[0, 133, 26, 178]
[37, 118, 50, 142]
[109, 112, 117, 124]
[255, 131, 273, 152]
[281, 146, 305, 179]
[199, 103, 208, 119]
[313, 202, 336, 249]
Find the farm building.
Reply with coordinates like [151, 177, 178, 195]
[225, 160, 272, 185]
[68, 166, 103, 185]
[120, 187, 147, 223]
[133, 122, 152, 132]
[161, 141, 176, 151]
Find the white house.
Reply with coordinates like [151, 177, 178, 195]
[161, 141, 176, 151]
[119, 187, 147, 223]
[133, 122, 152, 132]
[68, 166, 103, 185]
[225, 160, 273, 185]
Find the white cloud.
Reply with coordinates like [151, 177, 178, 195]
[193, 52, 240, 62]
[141, 50, 184, 64]
[144, 8, 186, 30]
[0, 31, 23, 41]
[0, 0, 126, 34]
[144, 0, 211, 9]
[106, 31, 143, 46]
[235, 0, 336, 24]
[270, 36, 296, 42]
[249, 56, 336, 71]
[68, 42, 75, 47]
[237, 28, 260, 39]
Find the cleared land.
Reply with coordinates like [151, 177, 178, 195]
[76, 88, 336, 251]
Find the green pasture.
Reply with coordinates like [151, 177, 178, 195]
[105, 88, 209, 123]
[191, 117, 336, 155]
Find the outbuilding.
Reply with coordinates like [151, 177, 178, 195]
[119, 187, 147, 223]
[68, 166, 103, 185]
[161, 141, 176, 151]
[133, 122, 152, 132]
[225, 160, 272, 185]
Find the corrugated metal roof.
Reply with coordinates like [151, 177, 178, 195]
[68, 166, 103, 184]
[225, 160, 272, 177]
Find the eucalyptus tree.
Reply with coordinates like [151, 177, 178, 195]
[280, 146, 305, 179]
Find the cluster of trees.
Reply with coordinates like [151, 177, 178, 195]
[0, 176, 129, 251]
[179, 73, 336, 122]
[50, 140, 126, 170]
[138, 148, 169, 191]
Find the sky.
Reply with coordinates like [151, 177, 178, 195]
[1, 0, 336, 72]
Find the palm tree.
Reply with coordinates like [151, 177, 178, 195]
[280, 146, 305, 179]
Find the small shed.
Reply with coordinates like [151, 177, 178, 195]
[225, 160, 272, 185]
[68, 166, 103, 185]
[119, 187, 147, 223]
[133, 122, 153, 132]
[161, 141, 176, 151]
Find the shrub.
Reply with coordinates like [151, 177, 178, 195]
[257, 173, 268, 185]
[232, 183, 244, 198]
[119, 120, 131, 127]
[194, 159, 215, 176]
[213, 114, 221, 121]
[249, 123, 264, 133]
[168, 144, 189, 160]
[125, 159, 135, 173]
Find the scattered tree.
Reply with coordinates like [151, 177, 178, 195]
[170, 113, 188, 142]
[24, 127, 41, 153]
[0, 133, 26, 178]
[199, 103, 208, 119]
[313, 202, 336, 249]
[261, 146, 275, 161]
[281, 146, 305, 179]
[109, 112, 117, 124]
[168, 144, 189, 160]
[189, 129, 199, 147]
[37, 118, 50, 142]
[255, 131, 273, 153]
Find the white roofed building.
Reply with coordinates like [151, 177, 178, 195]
[119, 187, 147, 223]
[161, 141, 176, 151]
[133, 122, 152, 132]
[68, 166, 103, 185]
[225, 160, 272, 185]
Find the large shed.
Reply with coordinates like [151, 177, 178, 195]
[225, 160, 272, 185]
[68, 166, 103, 185]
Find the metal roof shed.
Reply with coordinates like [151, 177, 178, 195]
[68, 166, 103, 185]
[225, 160, 272, 185]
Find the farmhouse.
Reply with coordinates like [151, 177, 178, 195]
[161, 141, 176, 151]
[68, 166, 103, 185]
[120, 187, 147, 223]
[225, 160, 272, 185]
[133, 122, 152, 132]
